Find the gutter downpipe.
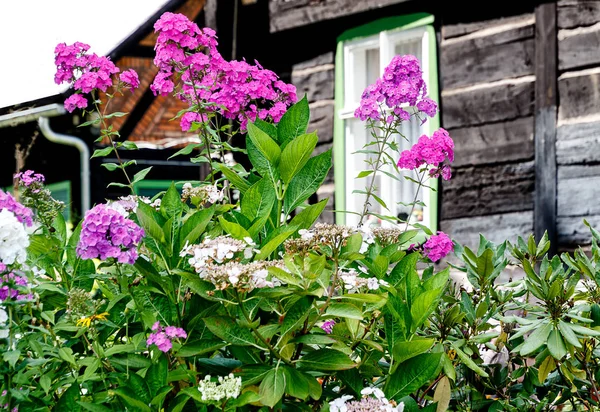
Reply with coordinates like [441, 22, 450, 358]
[37, 116, 91, 213]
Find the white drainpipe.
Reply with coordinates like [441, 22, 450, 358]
[37, 117, 91, 213]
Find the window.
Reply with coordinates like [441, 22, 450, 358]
[334, 13, 439, 230]
[134, 180, 184, 198]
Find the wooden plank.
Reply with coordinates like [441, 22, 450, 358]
[292, 52, 334, 70]
[449, 117, 534, 167]
[534, 2, 558, 254]
[558, 70, 600, 121]
[558, 24, 600, 71]
[558, 0, 600, 29]
[442, 13, 533, 39]
[441, 24, 534, 89]
[268, 0, 409, 32]
[558, 165, 600, 217]
[441, 211, 533, 250]
[292, 67, 334, 103]
[309, 104, 334, 144]
[441, 78, 534, 129]
[441, 161, 535, 220]
[558, 215, 599, 245]
[556, 120, 600, 165]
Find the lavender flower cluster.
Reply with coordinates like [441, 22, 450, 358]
[76, 204, 144, 264]
[146, 321, 187, 353]
[0, 264, 32, 302]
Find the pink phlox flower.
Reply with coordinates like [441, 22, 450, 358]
[147, 322, 187, 353]
[120, 69, 140, 90]
[397, 128, 454, 175]
[64, 94, 88, 113]
[15, 170, 45, 187]
[321, 319, 336, 334]
[0, 191, 33, 226]
[422, 231, 453, 262]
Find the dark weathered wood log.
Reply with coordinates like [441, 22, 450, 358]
[268, 0, 409, 32]
[558, 215, 597, 245]
[442, 13, 533, 39]
[557, 120, 600, 165]
[558, 165, 600, 217]
[441, 23, 534, 89]
[441, 211, 533, 249]
[309, 103, 334, 144]
[449, 117, 534, 167]
[292, 52, 334, 70]
[558, 25, 600, 71]
[292, 68, 334, 102]
[441, 161, 535, 220]
[558, 70, 600, 121]
[441, 79, 534, 129]
[558, 0, 600, 29]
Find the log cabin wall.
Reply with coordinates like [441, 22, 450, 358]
[555, 0, 600, 247]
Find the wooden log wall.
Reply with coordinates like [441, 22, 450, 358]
[555, 0, 600, 247]
[439, 13, 536, 249]
[291, 52, 336, 223]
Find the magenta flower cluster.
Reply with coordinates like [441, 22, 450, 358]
[54, 42, 139, 112]
[0, 191, 33, 227]
[354, 54, 437, 123]
[422, 231, 454, 262]
[76, 204, 144, 264]
[397, 128, 454, 180]
[147, 321, 187, 352]
[0, 264, 32, 301]
[15, 170, 45, 188]
[150, 12, 297, 131]
[321, 319, 336, 334]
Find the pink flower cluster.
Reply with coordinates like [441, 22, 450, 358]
[321, 319, 336, 334]
[150, 12, 297, 131]
[0, 191, 33, 227]
[397, 128, 454, 180]
[0, 265, 32, 301]
[54, 42, 139, 112]
[15, 170, 44, 188]
[422, 231, 453, 262]
[354, 54, 437, 123]
[76, 204, 144, 264]
[147, 321, 187, 352]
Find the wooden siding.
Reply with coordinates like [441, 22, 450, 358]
[555, 0, 600, 246]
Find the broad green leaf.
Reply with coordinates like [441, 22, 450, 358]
[385, 353, 442, 401]
[56, 384, 81, 411]
[77, 402, 112, 412]
[219, 216, 252, 240]
[281, 297, 313, 337]
[253, 118, 279, 141]
[519, 321, 552, 356]
[181, 206, 214, 246]
[128, 373, 151, 405]
[91, 146, 113, 158]
[247, 122, 281, 165]
[215, 163, 251, 194]
[326, 303, 363, 320]
[538, 355, 556, 382]
[289, 334, 337, 345]
[288, 199, 327, 228]
[175, 340, 225, 357]
[283, 149, 332, 215]
[433, 376, 451, 412]
[283, 367, 310, 400]
[277, 95, 309, 145]
[410, 288, 444, 331]
[259, 368, 286, 407]
[255, 225, 298, 260]
[3, 350, 20, 368]
[451, 344, 489, 378]
[58, 347, 77, 367]
[297, 348, 356, 371]
[558, 321, 582, 348]
[203, 316, 255, 346]
[392, 339, 435, 365]
[147, 355, 168, 398]
[241, 178, 276, 221]
[112, 388, 152, 412]
[247, 137, 280, 184]
[160, 182, 183, 219]
[280, 132, 318, 183]
[547, 328, 567, 360]
[136, 202, 165, 243]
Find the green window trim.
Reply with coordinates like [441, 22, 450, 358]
[46, 180, 72, 223]
[333, 12, 440, 233]
[134, 180, 185, 198]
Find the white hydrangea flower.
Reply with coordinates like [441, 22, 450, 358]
[367, 278, 380, 290]
[299, 229, 315, 241]
[329, 395, 353, 412]
[0, 209, 29, 264]
[198, 373, 241, 402]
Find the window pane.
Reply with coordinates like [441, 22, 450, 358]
[394, 37, 421, 62]
[347, 46, 380, 107]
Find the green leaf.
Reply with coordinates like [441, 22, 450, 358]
[297, 348, 356, 371]
[247, 122, 281, 165]
[289, 334, 337, 345]
[357, 170, 374, 178]
[281, 296, 313, 337]
[58, 347, 77, 367]
[203, 316, 255, 346]
[255, 225, 298, 260]
[277, 95, 309, 146]
[253, 118, 279, 141]
[215, 163, 251, 194]
[519, 321, 552, 356]
[3, 350, 20, 368]
[175, 340, 225, 357]
[112, 388, 151, 412]
[247, 137, 280, 184]
[385, 353, 442, 401]
[101, 162, 119, 171]
[558, 321, 582, 348]
[451, 344, 489, 378]
[433, 376, 451, 412]
[259, 368, 286, 407]
[77, 402, 112, 412]
[325, 303, 363, 320]
[288, 199, 327, 229]
[56, 383, 81, 412]
[538, 355, 556, 382]
[147, 355, 168, 398]
[132, 167, 152, 184]
[283, 367, 310, 400]
[280, 132, 318, 183]
[91, 146, 113, 158]
[283, 149, 332, 215]
[392, 338, 435, 365]
[168, 143, 200, 159]
[547, 328, 567, 360]
[241, 178, 276, 222]
[411, 288, 444, 331]
[160, 182, 183, 219]
[219, 216, 252, 240]
[128, 373, 151, 405]
[181, 207, 214, 247]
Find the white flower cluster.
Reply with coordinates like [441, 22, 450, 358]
[0, 209, 29, 264]
[198, 374, 242, 402]
[340, 269, 389, 293]
[330, 387, 404, 412]
[200, 260, 285, 291]
[182, 183, 224, 205]
[0, 306, 8, 339]
[180, 236, 256, 274]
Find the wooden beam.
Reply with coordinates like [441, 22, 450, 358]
[534, 1, 558, 254]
